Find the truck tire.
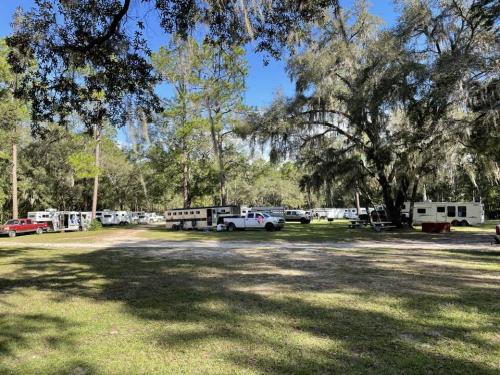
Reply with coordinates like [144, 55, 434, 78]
[265, 223, 275, 232]
[36, 228, 43, 235]
[460, 220, 469, 226]
[8, 231, 16, 238]
[451, 220, 459, 226]
[300, 217, 310, 224]
[227, 223, 236, 232]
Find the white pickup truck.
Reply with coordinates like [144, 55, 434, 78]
[224, 212, 285, 232]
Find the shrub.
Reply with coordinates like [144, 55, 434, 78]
[88, 219, 103, 231]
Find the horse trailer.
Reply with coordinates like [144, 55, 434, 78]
[402, 201, 485, 226]
[164, 205, 241, 230]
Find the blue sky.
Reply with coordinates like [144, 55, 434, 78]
[0, 0, 398, 108]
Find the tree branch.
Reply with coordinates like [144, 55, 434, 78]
[64, 0, 131, 53]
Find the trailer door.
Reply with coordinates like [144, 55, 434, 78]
[207, 209, 213, 226]
[435, 206, 446, 222]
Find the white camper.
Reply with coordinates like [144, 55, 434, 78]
[402, 201, 485, 226]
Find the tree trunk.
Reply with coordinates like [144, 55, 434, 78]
[377, 171, 402, 226]
[12, 143, 18, 220]
[182, 147, 190, 208]
[217, 141, 226, 206]
[355, 191, 361, 215]
[91, 126, 100, 219]
[207, 105, 226, 206]
[408, 180, 419, 228]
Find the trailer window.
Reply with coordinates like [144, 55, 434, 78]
[196, 211, 200, 214]
[190, 211, 194, 214]
[437, 206, 445, 213]
[173, 212, 176, 216]
[402, 204, 406, 210]
[447, 206, 456, 217]
[458, 206, 467, 217]
[417, 208, 426, 214]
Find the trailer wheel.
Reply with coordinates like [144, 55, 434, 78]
[227, 223, 236, 232]
[460, 220, 469, 227]
[171, 224, 179, 231]
[451, 220, 459, 226]
[8, 231, 16, 238]
[36, 228, 43, 235]
[265, 223, 275, 232]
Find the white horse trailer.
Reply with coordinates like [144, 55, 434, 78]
[402, 201, 485, 226]
[27, 209, 81, 232]
[100, 210, 116, 225]
[165, 205, 241, 230]
[115, 211, 132, 225]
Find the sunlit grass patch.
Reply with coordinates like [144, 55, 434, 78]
[0, 239, 498, 374]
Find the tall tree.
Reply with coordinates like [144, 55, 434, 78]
[198, 43, 247, 205]
[152, 38, 210, 208]
[0, 39, 29, 219]
[249, 0, 498, 225]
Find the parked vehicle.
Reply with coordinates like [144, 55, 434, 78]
[284, 209, 311, 224]
[223, 212, 285, 232]
[402, 201, 485, 226]
[494, 224, 500, 244]
[28, 209, 84, 232]
[0, 219, 48, 237]
[165, 206, 241, 230]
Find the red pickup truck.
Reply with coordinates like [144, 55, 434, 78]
[0, 219, 48, 238]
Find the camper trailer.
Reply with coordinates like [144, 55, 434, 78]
[165, 205, 241, 230]
[402, 201, 485, 226]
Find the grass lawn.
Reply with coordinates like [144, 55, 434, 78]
[1, 224, 499, 375]
[137, 220, 499, 242]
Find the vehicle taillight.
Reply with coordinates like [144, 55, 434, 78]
[496, 224, 500, 235]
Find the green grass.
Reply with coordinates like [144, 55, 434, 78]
[0, 226, 131, 244]
[0, 229, 499, 374]
[138, 220, 499, 242]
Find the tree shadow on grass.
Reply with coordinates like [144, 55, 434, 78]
[1, 243, 499, 374]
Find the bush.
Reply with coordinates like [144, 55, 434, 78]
[88, 219, 103, 231]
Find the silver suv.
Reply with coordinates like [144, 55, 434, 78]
[284, 210, 311, 224]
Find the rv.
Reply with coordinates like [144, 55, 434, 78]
[402, 201, 485, 226]
[165, 205, 241, 230]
